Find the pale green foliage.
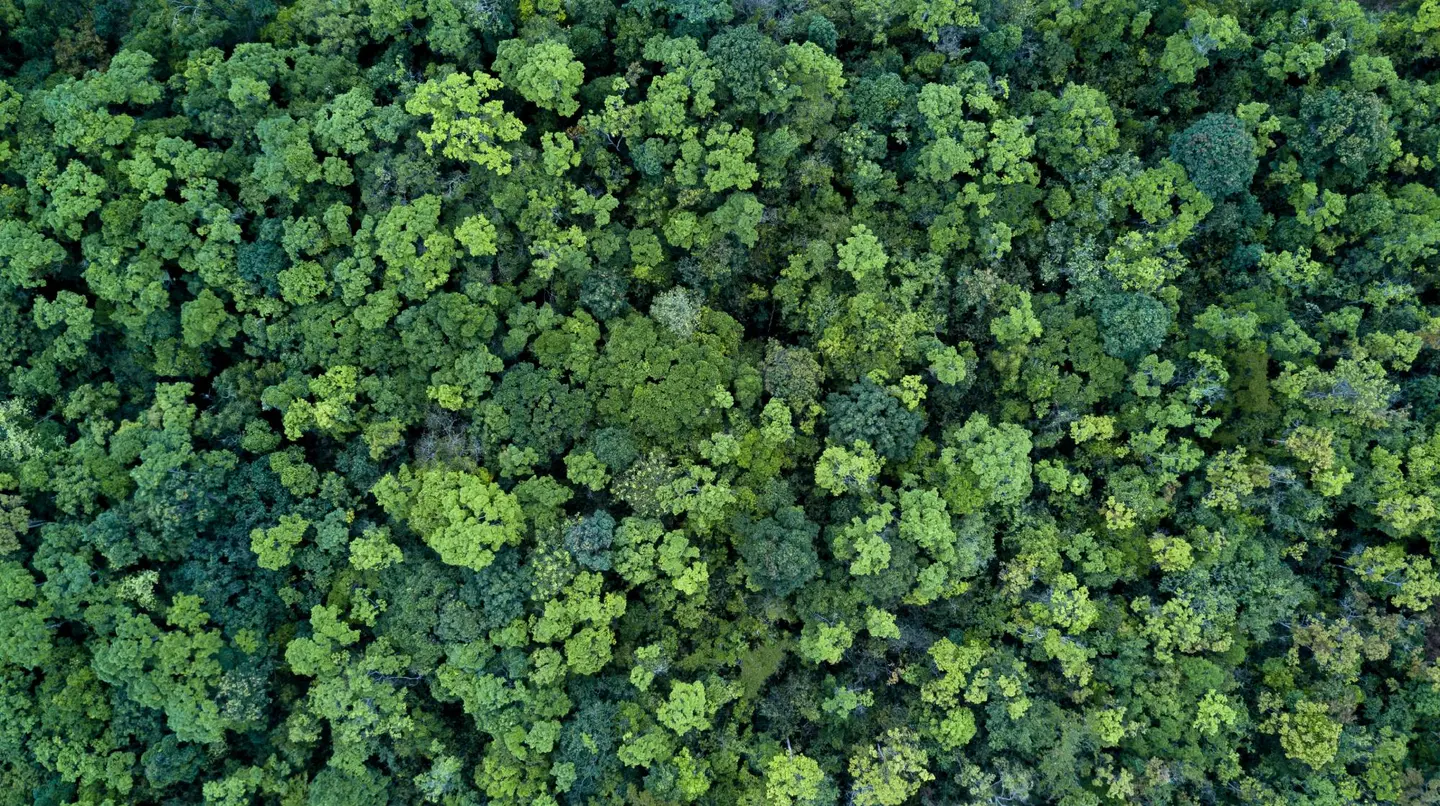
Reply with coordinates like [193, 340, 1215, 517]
[455, 213, 499, 257]
[249, 514, 310, 570]
[406, 71, 525, 172]
[1160, 10, 1252, 84]
[494, 40, 585, 116]
[372, 465, 525, 571]
[658, 680, 711, 736]
[847, 729, 933, 806]
[815, 441, 883, 496]
[765, 752, 827, 806]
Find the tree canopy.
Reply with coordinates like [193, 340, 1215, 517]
[4, 1, 1440, 804]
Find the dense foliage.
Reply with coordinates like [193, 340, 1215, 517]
[4, 1, 1440, 804]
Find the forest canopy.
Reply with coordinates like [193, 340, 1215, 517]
[4, 0, 1440, 804]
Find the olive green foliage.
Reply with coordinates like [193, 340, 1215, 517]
[3, 1, 1440, 805]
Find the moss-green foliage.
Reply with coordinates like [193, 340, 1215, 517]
[3, 1, 1440, 804]
[1170, 113, 1258, 200]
